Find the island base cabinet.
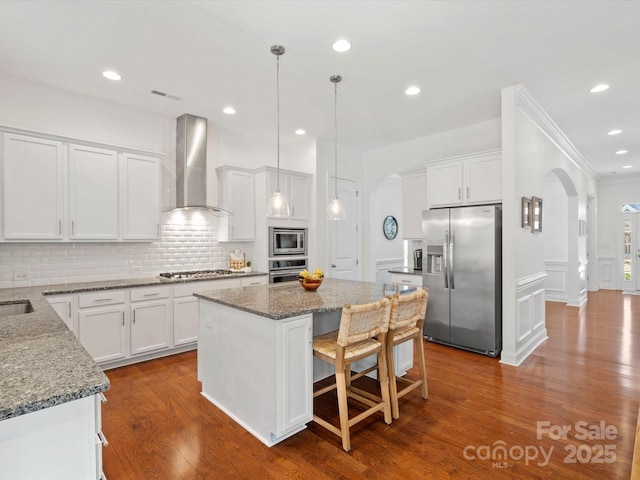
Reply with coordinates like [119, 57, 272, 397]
[0, 395, 104, 479]
[198, 300, 312, 447]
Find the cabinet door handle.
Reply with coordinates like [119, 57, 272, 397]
[291, 206, 295, 217]
[67, 301, 71, 319]
[121, 311, 125, 327]
[71, 220, 75, 235]
[458, 187, 461, 200]
[331, 264, 337, 268]
[132, 309, 136, 324]
[466, 186, 470, 199]
[58, 219, 62, 235]
[99, 392, 108, 404]
[143, 292, 159, 297]
[96, 431, 109, 447]
[94, 298, 113, 302]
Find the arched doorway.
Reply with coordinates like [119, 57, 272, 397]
[543, 168, 585, 306]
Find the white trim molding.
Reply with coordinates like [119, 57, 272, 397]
[501, 272, 548, 367]
[597, 256, 617, 290]
[514, 86, 597, 179]
[545, 260, 568, 303]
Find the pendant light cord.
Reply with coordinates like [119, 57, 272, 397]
[334, 80, 338, 199]
[276, 53, 281, 192]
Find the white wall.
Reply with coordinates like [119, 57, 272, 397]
[314, 138, 364, 278]
[0, 72, 252, 288]
[369, 175, 403, 270]
[362, 119, 501, 281]
[596, 173, 640, 289]
[501, 85, 597, 366]
[544, 173, 569, 302]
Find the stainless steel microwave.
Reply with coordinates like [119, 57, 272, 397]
[269, 227, 307, 256]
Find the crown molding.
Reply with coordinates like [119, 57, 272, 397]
[512, 86, 597, 180]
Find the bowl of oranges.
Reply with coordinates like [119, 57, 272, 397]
[297, 268, 324, 291]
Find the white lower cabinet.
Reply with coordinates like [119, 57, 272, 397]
[390, 273, 423, 288]
[0, 394, 105, 479]
[277, 315, 313, 435]
[130, 286, 171, 356]
[53, 276, 268, 369]
[47, 294, 75, 334]
[173, 278, 242, 348]
[173, 296, 199, 346]
[78, 304, 127, 364]
[131, 300, 170, 354]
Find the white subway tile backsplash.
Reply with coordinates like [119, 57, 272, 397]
[2, 217, 255, 287]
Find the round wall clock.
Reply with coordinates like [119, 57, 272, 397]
[383, 215, 398, 240]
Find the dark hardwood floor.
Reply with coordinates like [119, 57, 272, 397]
[102, 290, 639, 479]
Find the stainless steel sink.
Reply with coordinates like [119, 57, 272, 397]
[0, 300, 33, 316]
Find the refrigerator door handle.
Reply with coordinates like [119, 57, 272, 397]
[450, 231, 455, 290]
[443, 231, 449, 289]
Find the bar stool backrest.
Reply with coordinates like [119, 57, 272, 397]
[337, 298, 391, 347]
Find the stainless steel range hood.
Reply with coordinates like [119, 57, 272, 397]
[171, 113, 231, 215]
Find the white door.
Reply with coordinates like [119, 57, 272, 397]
[329, 177, 360, 280]
[621, 213, 635, 292]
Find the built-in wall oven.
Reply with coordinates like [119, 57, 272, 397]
[269, 257, 308, 284]
[269, 227, 307, 256]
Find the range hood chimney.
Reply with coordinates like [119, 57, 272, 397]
[173, 113, 231, 215]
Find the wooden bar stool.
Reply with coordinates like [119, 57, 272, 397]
[312, 297, 392, 452]
[386, 288, 429, 419]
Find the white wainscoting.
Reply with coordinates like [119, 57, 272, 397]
[598, 256, 617, 290]
[545, 260, 567, 303]
[375, 258, 404, 285]
[501, 272, 548, 367]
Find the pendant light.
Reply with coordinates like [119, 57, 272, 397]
[328, 75, 346, 220]
[267, 45, 291, 218]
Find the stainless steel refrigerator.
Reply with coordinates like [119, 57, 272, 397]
[422, 205, 502, 357]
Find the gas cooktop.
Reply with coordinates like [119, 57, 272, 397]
[158, 269, 236, 280]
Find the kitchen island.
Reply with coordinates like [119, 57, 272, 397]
[195, 278, 414, 446]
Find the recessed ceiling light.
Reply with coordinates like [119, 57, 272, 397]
[616, 150, 628, 155]
[590, 84, 610, 93]
[622, 165, 632, 169]
[405, 86, 421, 96]
[102, 70, 122, 81]
[332, 39, 351, 53]
[295, 129, 306, 135]
[608, 129, 622, 136]
[223, 107, 236, 115]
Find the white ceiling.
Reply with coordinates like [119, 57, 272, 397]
[0, 0, 639, 176]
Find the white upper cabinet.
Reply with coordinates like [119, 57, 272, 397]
[401, 168, 427, 239]
[2, 133, 64, 240]
[69, 144, 119, 240]
[120, 152, 160, 240]
[217, 167, 255, 241]
[427, 150, 501, 208]
[0, 129, 162, 242]
[267, 169, 311, 221]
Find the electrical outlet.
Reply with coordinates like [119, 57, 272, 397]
[13, 272, 30, 281]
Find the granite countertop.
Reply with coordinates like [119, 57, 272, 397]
[0, 286, 109, 421]
[388, 267, 423, 276]
[0, 271, 267, 421]
[195, 278, 400, 320]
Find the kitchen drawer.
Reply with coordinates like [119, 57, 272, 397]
[241, 276, 268, 287]
[390, 273, 423, 287]
[78, 290, 126, 308]
[130, 285, 170, 302]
